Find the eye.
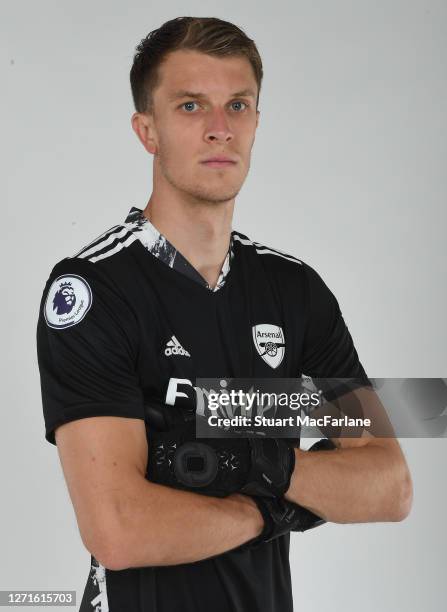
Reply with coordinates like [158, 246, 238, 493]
[181, 101, 200, 112]
[231, 100, 248, 112]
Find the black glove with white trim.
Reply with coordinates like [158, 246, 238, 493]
[146, 417, 295, 498]
[246, 438, 336, 547]
[145, 401, 335, 542]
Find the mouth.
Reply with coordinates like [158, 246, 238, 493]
[201, 159, 237, 168]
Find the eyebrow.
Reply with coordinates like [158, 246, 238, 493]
[168, 88, 256, 102]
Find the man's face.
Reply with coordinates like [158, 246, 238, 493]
[146, 49, 260, 204]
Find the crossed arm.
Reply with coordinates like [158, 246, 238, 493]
[286, 436, 413, 524]
[56, 415, 264, 571]
[55, 387, 412, 571]
[284, 387, 413, 523]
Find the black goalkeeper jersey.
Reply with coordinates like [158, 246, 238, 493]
[36, 206, 370, 612]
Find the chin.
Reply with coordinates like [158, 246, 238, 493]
[187, 185, 241, 203]
[180, 176, 240, 202]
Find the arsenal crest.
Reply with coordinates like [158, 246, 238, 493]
[252, 324, 285, 369]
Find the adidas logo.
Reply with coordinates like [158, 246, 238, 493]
[164, 335, 191, 357]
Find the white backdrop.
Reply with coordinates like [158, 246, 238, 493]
[1, 1, 446, 610]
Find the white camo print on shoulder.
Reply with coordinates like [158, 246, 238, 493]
[44, 274, 92, 329]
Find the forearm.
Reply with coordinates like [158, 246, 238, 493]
[104, 477, 263, 570]
[284, 443, 412, 523]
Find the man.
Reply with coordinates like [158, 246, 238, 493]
[36, 16, 413, 612]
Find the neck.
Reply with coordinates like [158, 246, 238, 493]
[142, 189, 234, 290]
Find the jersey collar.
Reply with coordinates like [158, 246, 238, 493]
[124, 207, 233, 292]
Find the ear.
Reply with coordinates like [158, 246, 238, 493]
[256, 109, 260, 129]
[131, 112, 158, 155]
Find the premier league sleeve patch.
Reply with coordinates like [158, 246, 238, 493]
[44, 274, 93, 330]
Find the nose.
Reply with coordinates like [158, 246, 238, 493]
[204, 108, 234, 144]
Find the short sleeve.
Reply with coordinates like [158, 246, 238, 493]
[300, 263, 372, 399]
[36, 258, 145, 445]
